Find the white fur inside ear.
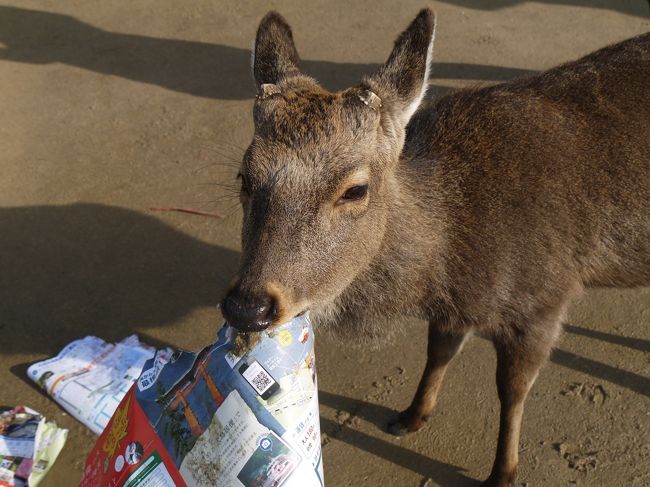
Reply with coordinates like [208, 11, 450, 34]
[402, 17, 436, 125]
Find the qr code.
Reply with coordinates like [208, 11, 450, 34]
[251, 370, 272, 392]
[242, 361, 275, 395]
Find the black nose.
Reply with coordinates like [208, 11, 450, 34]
[221, 287, 276, 332]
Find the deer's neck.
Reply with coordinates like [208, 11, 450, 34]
[315, 156, 449, 337]
[379, 158, 449, 310]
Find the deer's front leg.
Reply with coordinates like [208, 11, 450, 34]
[482, 322, 558, 487]
[388, 321, 468, 436]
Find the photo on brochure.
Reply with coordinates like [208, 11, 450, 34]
[236, 432, 300, 487]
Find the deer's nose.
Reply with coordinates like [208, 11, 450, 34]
[221, 287, 276, 332]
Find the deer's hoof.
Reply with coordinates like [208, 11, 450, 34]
[481, 471, 517, 487]
[386, 410, 429, 436]
[387, 418, 410, 436]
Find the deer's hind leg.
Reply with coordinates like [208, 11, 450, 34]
[388, 321, 468, 436]
[483, 316, 562, 487]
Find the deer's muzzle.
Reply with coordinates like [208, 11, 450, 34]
[221, 286, 277, 332]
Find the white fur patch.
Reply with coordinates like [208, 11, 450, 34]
[402, 17, 436, 125]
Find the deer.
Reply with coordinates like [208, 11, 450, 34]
[219, 8, 650, 487]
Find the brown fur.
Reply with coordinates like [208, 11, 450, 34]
[221, 9, 650, 486]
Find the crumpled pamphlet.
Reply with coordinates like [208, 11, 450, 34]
[27, 335, 172, 434]
[79, 314, 324, 487]
[0, 406, 68, 487]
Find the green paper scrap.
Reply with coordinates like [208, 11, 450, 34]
[29, 418, 68, 487]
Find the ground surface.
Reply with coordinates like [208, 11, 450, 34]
[1, 1, 649, 486]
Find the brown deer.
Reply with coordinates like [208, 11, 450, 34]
[220, 9, 650, 487]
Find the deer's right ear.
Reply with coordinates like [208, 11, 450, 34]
[252, 12, 303, 91]
[364, 9, 436, 127]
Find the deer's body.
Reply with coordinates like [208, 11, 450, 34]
[329, 33, 650, 337]
[221, 11, 650, 486]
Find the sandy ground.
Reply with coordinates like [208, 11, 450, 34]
[1, 1, 649, 486]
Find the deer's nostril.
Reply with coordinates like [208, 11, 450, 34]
[222, 288, 277, 332]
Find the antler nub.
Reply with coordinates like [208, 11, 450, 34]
[358, 89, 382, 110]
[258, 83, 282, 99]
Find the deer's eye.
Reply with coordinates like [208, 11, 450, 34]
[337, 184, 368, 205]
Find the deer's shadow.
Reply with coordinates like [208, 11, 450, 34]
[0, 204, 238, 355]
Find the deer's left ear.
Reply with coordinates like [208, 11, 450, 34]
[252, 11, 304, 91]
[364, 9, 436, 126]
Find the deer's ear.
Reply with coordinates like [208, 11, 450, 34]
[252, 12, 303, 91]
[364, 9, 436, 126]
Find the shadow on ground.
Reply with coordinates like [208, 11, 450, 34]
[319, 391, 480, 487]
[565, 323, 650, 353]
[0, 6, 537, 100]
[436, 0, 650, 17]
[553, 324, 650, 397]
[0, 204, 237, 355]
[320, 390, 395, 429]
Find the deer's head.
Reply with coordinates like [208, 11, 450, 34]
[221, 10, 435, 331]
